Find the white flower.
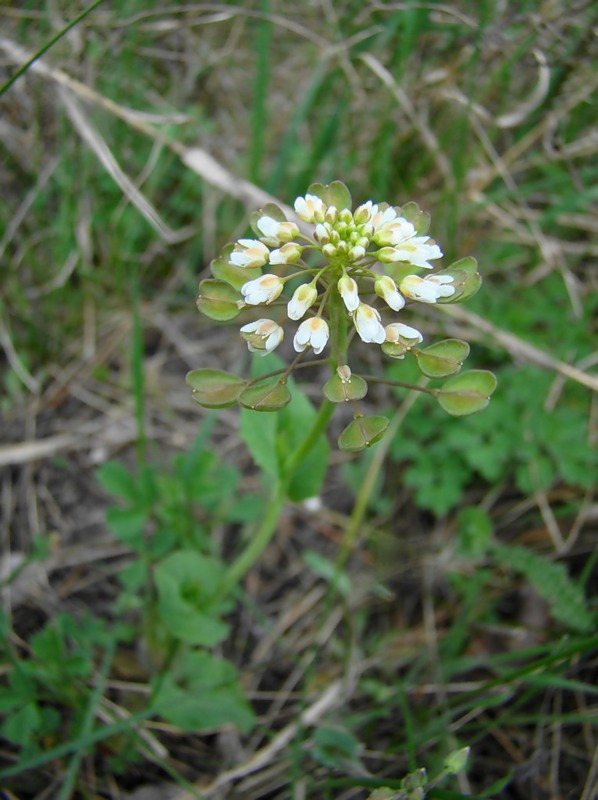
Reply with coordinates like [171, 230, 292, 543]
[370, 205, 398, 232]
[241, 274, 284, 305]
[374, 275, 405, 311]
[385, 322, 423, 345]
[230, 239, 270, 268]
[353, 303, 386, 344]
[399, 274, 455, 303]
[287, 282, 318, 320]
[294, 193, 326, 223]
[348, 244, 366, 261]
[293, 317, 329, 355]
[269, 242, 302, 265]
[373, 215, 416, 246]
[240, 319, 284, 354]
[314, 223, 330, 244]
[256, 216, 299, 246]
[353, 200, 377, 224]
[338, 274, 360, 312]
[378, 237, 443, 269]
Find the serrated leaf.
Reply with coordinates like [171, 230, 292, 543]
[186, 368, 246, 408]
[414, 339, 470, 378]
[491, 543, 595, 632]
[323, 373, 368, 403]
[238, 380, 292, 411]
[437, 370, 497, 416]
[338, 416, 389, 452]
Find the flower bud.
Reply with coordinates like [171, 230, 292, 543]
[287, 282, 318, 320]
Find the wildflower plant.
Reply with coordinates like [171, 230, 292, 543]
[189, 181, 496, 452]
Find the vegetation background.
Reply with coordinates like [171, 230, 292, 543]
[0, 1, 596, 799]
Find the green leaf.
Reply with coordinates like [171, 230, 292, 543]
[105, 505, 147, 545]
[239, 354, 329, 499]
[277, 378, 330, 502]
[0, 702, 41, 746]
[456, 506, 493, 557]
[303, 550, 350, 596]
[307, 180, 352, 210]
[436, 256, 482, 303]
[437, 370, 497, 416]
[327, 180, 352, 210]
[323, 373, 368, 403]
[196, 279, 242, 321]
[238, 379, 292, 411]
[154, 651, 254, 732]
[154, 551, 229, 646]
[414, 339, 470, 378]
[186, 368, 246, 408]
[312, 726, 360, 769]
[398, 200, 430, 234]
[96, 460, 138, 502]
[491, 543, 595, 633]
[211, 244, 261, 290]
[338, 416, 389, 452]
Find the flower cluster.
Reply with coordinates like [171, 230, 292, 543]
[192, 182, 490, 448]
[210, 182, 468, 364]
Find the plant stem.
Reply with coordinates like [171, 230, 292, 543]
[337, 379, 426, 570]
[216, 398, 334, 600]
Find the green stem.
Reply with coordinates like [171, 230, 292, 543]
[216, 398, 334, 600]
[337, 379, 426, 570]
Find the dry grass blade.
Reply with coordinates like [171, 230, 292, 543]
[176, 678, 354, 800]
[0, 35, 296, 219]
[59, 88, 190, 244]
[359, 51, 456, 190]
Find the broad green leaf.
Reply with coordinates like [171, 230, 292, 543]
[186, 368, 246, 408]
[338, 416, 389, 452]
[238, 380, 292, 411]
[154, 651, 254, 732]
[96, 460, 138, 502]
[0, 702, 40, 746]
[307, 181, 351, 211]
[105, 506, 147, 545]
[327, 180, 352, 211]
[196, 279, 242, 321]
[437, 370, 497, 416]
[414, 339, 470, 378]
[154, 551, 229, 646]
[277, 376, 330, 502]
[323, 373, 368, 403]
